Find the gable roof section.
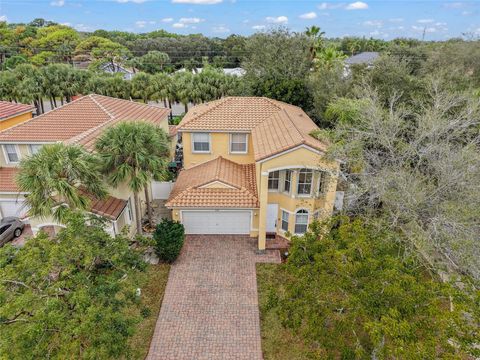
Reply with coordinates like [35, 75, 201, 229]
[166, 156, 258, 208]
[177, 96, 328, 160]
[0, 101, 35, 121]
[0, 94, 170, 148]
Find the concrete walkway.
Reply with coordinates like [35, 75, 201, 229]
[147, 235, 280, 360]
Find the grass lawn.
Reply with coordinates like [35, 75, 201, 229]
[127, 263, 170, 359]
[257, 263, 319, 360]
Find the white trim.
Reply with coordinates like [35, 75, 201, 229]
[257, 144, 325, 164]
[191, 132, 211, 154]
[261, 171, 269, 176]
[263, 165, 331, 173]
[198, 180, 237, 189]
[280, 207, 293, 214]
[0, 192, 28, 195]
[2, 144, 21, 164]
[229, 133, 248, 154]
[0, 141, 55, 145]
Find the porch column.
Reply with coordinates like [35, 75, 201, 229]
[290, 169, 298, 198]
[258, 171, 269, 251]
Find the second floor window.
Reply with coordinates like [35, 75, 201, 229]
[297, 169, 313, 195]
[283, 170, 292, 193]
[192, 133, 210, 153]
[268, 170, 280, 190]
[318, 171, 328, 194]
[29, 144, 42, 155]
[4, 145, 19, 163]
[230, 133, 247, 153]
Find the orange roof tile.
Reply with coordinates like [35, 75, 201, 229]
[0, 167, 126, 220]
[177, 97, 328, 161]
[0, 94, 170, 146]
[0, 101, 34, 121]
[166, 156, 258, 208]
[0, 167, 19, 192]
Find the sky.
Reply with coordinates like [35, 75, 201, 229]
[0, 0, 479, 40]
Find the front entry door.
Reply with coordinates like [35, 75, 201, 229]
[266, 204, 278, 232]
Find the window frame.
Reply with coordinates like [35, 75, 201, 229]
[294, 209, 309, 234]
[191, 132, 211, 153]
[317, 170, 328, 196]
[297, 169, 313, 196]
[3, 144, 20, 164]
[229, 133, 248, 154]
[281, 210, 289, 232]
[283, 169, 292, 194]
[268, 170, 280, 191]
[28, 144, 43, 155]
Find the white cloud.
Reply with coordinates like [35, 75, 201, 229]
[461, 10, 472, 16]
[0, 15, 7, 22]
[74, 23, 94, 32]
[299, 12, 317, 19]
[135, 20, 147, 28]
[172, 23, 186, 28]
[117, 0, 147, 3]
[370, 30, 389, 38]
[179, 17, 204, 23]
[363, 20, 383, 27]
[389, 18, 404, 23]
[172, 0, 222, 3]
[417, 19, 434, 23]
[412, 25, 442, 33]
[252, 25, 266, 30]
[444, 2, 465, 9]
[318, 2, 343, 10]
[161, 18, 174, 22]
[265, 16, 288, 24]
[345, 1, 368, 10]
[212, 25, 230, 33]
[50, 0, 65, 6]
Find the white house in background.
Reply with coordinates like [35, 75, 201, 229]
[100, 62, 138, 80]
[343, 51, 380, 77]
[176, 67, 246, 77]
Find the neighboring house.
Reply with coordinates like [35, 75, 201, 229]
[100, 62, 138, 80]
[344, 51, 380, 77]
[176, 67, 246, 77]
[166, 97, 339, 250]
[0, 101, 35, 131]
[0, 94, 170, 236]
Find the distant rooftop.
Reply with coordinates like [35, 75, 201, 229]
[0, 101, 35, 121]
[345, 52, 380, 65]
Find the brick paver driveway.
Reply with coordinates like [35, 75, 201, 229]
[147, 235, 280, 360]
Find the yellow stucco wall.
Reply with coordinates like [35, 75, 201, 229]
[182, 132, 255, 168]
[0, 144, 35, 167]
[0, 112, 32, 131]
[257, 147, 339, 247]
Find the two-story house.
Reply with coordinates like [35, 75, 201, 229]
[0, 94, 170, 237]
[166, 97, 339, 250]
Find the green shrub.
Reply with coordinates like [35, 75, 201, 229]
[153, 219, 185, 263]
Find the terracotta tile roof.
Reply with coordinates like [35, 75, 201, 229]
[0, 95, 170, 147]
[0, 167, 126, 220]
[177, 96, 328, 160]
[0, 101, 35, 121]
[166, 156, 258, 208]
[0, 167, 19, 192]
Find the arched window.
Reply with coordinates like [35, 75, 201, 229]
[295, 209, 309, 234]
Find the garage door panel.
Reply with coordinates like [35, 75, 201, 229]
[0, 200, 26, 220]
[182, 210, 251, 235]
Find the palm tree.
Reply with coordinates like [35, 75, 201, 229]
[131, 72, 153, 103]
[95, 121, 170, 234]
[151, 72, 172, 108]
[305, 25, 326, 60]
[16, 143, 107, 223]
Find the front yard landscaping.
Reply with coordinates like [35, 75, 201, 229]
[257, 263, 314, 360]
[127, 263, 170, 360]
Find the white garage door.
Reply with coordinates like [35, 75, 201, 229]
[0, 200, 25, 219]
[181, 210, 251, 235]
